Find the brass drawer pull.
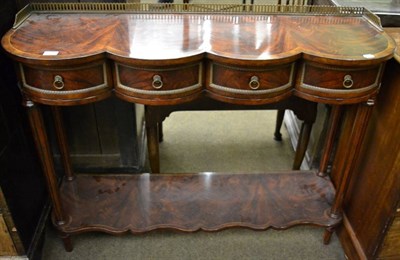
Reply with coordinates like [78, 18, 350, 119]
[249, 76, 260, 90]
[152, 75, 163, 89]
[343, 74, 354, 89]
[53, 75, 65, 90]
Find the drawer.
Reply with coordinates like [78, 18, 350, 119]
[115, 63, 202, 105]
[296, 62, 383, 104]
[207, 62, 295, 104]
[20, 62, 111, 105]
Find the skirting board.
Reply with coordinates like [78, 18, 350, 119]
[338, 214, 368, 260]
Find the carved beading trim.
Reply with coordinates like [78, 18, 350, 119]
[22, 83, 109, 95]
[115, 63, 203, 96]
[208, 62, 294, 95]
[299, 63, 383, 94]
[209, 83, 292, 95]
[20, 63, 110, 95]
[117, 83, 201, 96]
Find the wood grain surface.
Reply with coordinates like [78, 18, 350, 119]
[2, 13, 394, 66]
[1, 11, 395, 106]
[57, 171, 340, 234]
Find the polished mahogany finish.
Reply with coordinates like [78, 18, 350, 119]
[1, 3, 396, 252]
[1, 8, 395, 106]
[3, 13, 393, 66]
[58, 171, 338, 234]
[297, 62, 383, 104]
[208, 62, 295, 104]
[19, 61, 112, 105]
[115, 62, 203, 105]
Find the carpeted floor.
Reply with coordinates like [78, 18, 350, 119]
[42, 111, 345, 260]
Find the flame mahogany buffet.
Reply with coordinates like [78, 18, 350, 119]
[1, 3, 395, 252]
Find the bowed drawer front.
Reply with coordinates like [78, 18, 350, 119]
[297, 62, 383, 103]
[208, 62, 295, 104]
[19, 62, 111, 105]
[114, 62, 203, 105]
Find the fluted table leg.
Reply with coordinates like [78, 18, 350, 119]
[318, 106, 342, 177]
[23, 100, 72, 252]
[145, 106, 160, 173]
[51, 106, 74, 181]
[323, 100, 374, 244]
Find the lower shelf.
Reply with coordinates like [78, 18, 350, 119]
[56, 171, 341, 234]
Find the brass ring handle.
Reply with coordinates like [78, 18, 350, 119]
[152, 75, 163, 89]
[343, 74, 354, 89]
[53, 75, 65, 90]
[249, 76, 260, 90]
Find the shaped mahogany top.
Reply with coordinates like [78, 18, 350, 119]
[1, 5, 395, 66]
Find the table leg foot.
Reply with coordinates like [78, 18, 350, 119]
[274, 109, 285, 141]
[59, 232, 73, 252]
[323, 227, 334, 245]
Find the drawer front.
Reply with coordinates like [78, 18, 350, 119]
[115, 63, 202, 105]
[20, 62, 111, 105]
[297, 62, 383, 104]
[208, 62, 295, 104]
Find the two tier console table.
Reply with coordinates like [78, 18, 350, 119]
[1, 3, 395, 252]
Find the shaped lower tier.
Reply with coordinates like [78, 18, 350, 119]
[56, 171, 341, 234]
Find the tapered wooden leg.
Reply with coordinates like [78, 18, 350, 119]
[51, 107, 74, 181]
[324, 100, 375, 243]
[59, 232, 73, 252]
[146, 124, 160, 173]
[145, 107, 160, 173]
[158, 122, 164, 143]
[274, 109, 285, 141]
[292, 122, 312, 170]
[323, 227, 335, 245]
[318, 106, 342, 177]
[23, 100, 72, 251]
[330, 102, 374, 216]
